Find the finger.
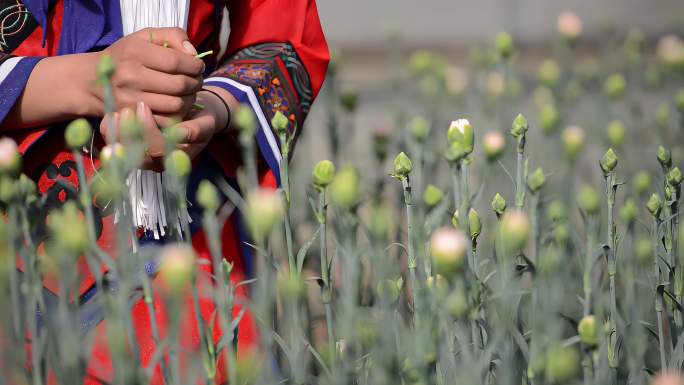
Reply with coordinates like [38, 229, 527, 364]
[140, 27, 197, 55]
[141, 43, 204, 77]
[142, 93, 196, 117]
[133, 67, 202, 96]
[99, 112, 120, 142]
[136, 101, 166, 158]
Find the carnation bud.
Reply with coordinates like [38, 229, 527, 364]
[271, 111, 290, 137]
[491, 193, 507, 216]
[547, 200, 567, 222]
[376, 278, 401, 303]
[665, 184, 676, 201]
[100, 143, 125, 166]
[578, 315, 599, 347]
[600, 148, 618, 175]
[651, 372, 684, 385]
[158, 245, 196, 295]
[539, 104, 559, 134]
[65, 118, 93, 149]
[656, 104, 670, 129]
[647, 193, 663, 218]
[330, 166, 359, 209]
[430, 227, 468, 277]
[392, 152, 413, 178]
[510, 113, 528, 140]
[197, 180, 220, 211]
[339, 85, 358, 112]
[605, 120, 626, 148]
[278, 273, 305, 300]
[47, 202, 88, 256]
[667, 166, 682, 186]
[372, 125, 390, 161]
[578, 185, 600, 215]
[312, 160, 335, 191]
[423, 184, 444, 208]
[0, 176, 16, 203]
[245, 188, 284, 239]
[500, 211, 531, 253]
[538, 59, 561, 87]
[483, 131, 506, 161]
[635, 236, 652, 265]
[96, 54, 115, 80]
[657, 146, 672, 169]
[468, 208, 482, 241]
[562, 126, 585, 161]
[495, 32, 514, 59]
[677, 88, 684, 112]
[545, 345, 580, 383]
[369, 204, 393, 239]
[526, 167, 546, 193]
[633, 171, 652, 196]
[234, 105, 256, 136]
[447, 119, 474, 154]
[409, 117, 430, 143]
[17, 174, 37, 205]
[0, 137, 21, 176]
[620, 199, 638, 225]
[557, 12, 583, 40]
[445, 141, 467, 163]
[554, 223, 570, 245]
[446, 287, 469, 319]
[165, 149, 192, 178]
[603, 73, 626, 100]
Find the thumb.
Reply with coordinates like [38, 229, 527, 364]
[144, 27, 197, 55]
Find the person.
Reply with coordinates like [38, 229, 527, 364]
[0, 0, 329, 383]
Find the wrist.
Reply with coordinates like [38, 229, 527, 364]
[61, 52, 104, 117]
[197, 88, 232, 135]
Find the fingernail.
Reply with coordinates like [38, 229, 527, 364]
[182, 40, 197, 55]
[121, 107, 132, 121]
[137, 101, 147, 118]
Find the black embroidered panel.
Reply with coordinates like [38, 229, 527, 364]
[0, 0, 57, 53]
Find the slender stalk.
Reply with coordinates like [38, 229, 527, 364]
[317, 190, 335, 369]
[653, 217, 668, 370]
[582, 216, 598, 385]
[604, 171, 619, 377]
[515, 138, 526, 210]
[279, 135, 296, 275]
[402, 177, 420, 325]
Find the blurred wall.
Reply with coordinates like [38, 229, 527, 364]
[318, 0, 684, 48]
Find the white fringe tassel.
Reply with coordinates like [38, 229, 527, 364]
[126, 169, 191, 240]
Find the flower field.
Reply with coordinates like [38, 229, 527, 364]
[2, 12, 684, 385]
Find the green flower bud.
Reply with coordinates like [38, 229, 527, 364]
[578, 185, 600, 215]
[47, 202, 88, 256]
[665, 184, 676, 201]
[409, 116, 430, 143]
[600, 148, 619, 175]
[0, 176, 16, 203]
[245, 188, 284, 239]
[468, 208, 482, 241]
[539, 104, 559, 135]
[17, 174, 37, 205]
[120, 113, 143, 141]
[65, 118, 93, 149]
[313, 160, 336, 191]
[500, 211, 531, 253]
[547, 200, 567, 222]
[339, 85, 358, 112]
[656, 103, 670, 129]
[0, 138, 21, 176]
[445, 141, 467, 163]
[677, 88, 684, 112]
[376, 278, 401, 303]
[538, 245, 561, 274]
[100, 143, 125, 166]
[667, 166, 682, 186]
[278, 273, 305, 300]
[526, 167, 546, 193]
[234, 105, 256, 136]
[495, 32, 515, 59]
[605, 120, 626, 148]
[647, 193, 663, 218]
[657, 146, 672, 169]
[330, 166, 359, 209]
[165, 150, 192, 178]
[158, 245, 196, 296]
[271, 110, 290, 137]
[510, 113, 528, 139]
[423, 184, 444, 208]
[546, 346, 580, 383]
[430, 227, 468, 277]
[483, 131, 506, 161]
[426, 274, 448, 294]
[578, 315, 599, 347]
[96, 54, 115, 80]
[537, 59, 561, 87]
[369, 204, 393, 239]
[633, 171, 652, 196]
[554, 223, 570, 245]
[197, 180, 220, 211]
[562, 126, 585, 161]
[446, 287, 469, 319]
[447, 119, 474, 154]
[491, 193, 507, 216]
[603, 73, 626, 100]
[620, 199, 638, 225]
[635, 236, 652, 265]
[451, 209, 460, 228]
[392, 152, 413, 178]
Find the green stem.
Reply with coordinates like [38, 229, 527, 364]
[279, 136, 296, 275]
[605, 172, 619, 375]
[317, 190, 335, 370]
[515, 137, 526, 209]
[653, 217, 668, 370]
[402, 177, 420, 325]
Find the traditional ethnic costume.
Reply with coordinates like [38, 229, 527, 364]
[0, 0, 329, 383]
